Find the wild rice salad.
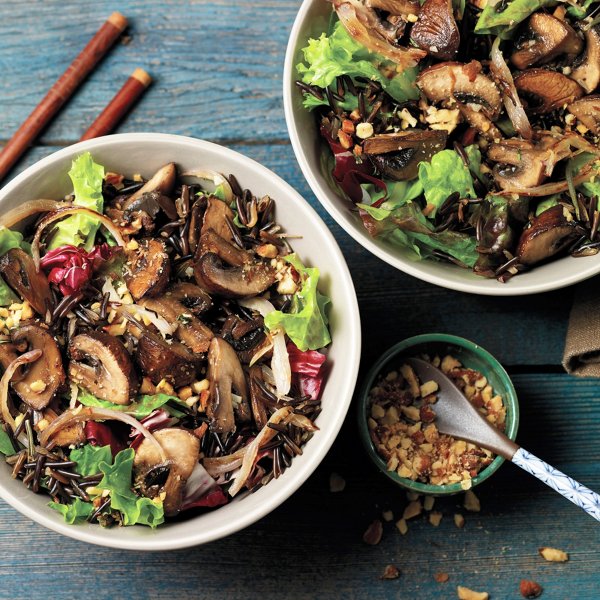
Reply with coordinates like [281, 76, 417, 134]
[0, 153, 331, 527]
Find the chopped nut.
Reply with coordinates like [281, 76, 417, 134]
[539, 547, 569, 562]
[382, 509, 394, 522]
[178, 386, 193, 401]
[126, 239, 139, 250]
[342, 119, 355, 134]
[420, 380, 438, 398]
[400, 364, 420, 397]
[338, 130, 353, 149]
[329, 472, 346, 493]
[463, 490, 481, 512]
[29, 380, 47, 393]
[191, 379, 209, 394]
[403, 500, 422, 520]
[371, 403, 386, 419]
[363, 519, 383, 545]
[395, 518, 408, 535]
[429, 511, 443, 527]
[457, 586, 489, 600]
[460, 478, 473, 491]
[156, 379, 175, 396]
[520, 579, 543, 598]
[381, 564, 400, 580]
[423, 495, 435, 511]
[256, 244, 278, 259]
[356, 122, 374, 139]
[454, 513, 465, 528]
[441, 355, 461, 373]
[435, 572, 450, 583]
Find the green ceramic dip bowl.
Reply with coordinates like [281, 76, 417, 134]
[357, 334, 519, 496]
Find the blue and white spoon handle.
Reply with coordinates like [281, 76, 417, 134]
[512, 447, 600, 521]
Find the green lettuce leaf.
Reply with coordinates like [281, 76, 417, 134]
[70, 444, 112, 477]
[418, 150, 476, 217]
[0, 427, 16, 455]
[535, 195, 560, 216]
[98, 449, 164, 528]
[49, 498, 95, 524]
[475, 0, 556, 37]
[48, 152, 105, 251]
[567, 0, 596, 18]
[296, 21, 419, 108]
[264, 254, 331, 351]
[77, 390, 185, 418]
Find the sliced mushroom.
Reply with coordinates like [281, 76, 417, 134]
[165, 282, 212, 315]
[333, 0, 426, 69]
[248, 364, 268, 430]
[568, 95, 600, 134]
[122, 192, 178, 222]
[411, 0, 460, 60]
[207, 337, 251, 433]
[194, 253, 276, 299]
[125, 238, 171, 300]
[126, 163, 177, 205]
[417, 61, 503, 120]
[570, 24, 600, 94]
[11, 324, 65, 410]
[221, 314, 268, 364]
[69, 331, 139, 405]
[364, 130, 448, 180]
[187, 198, 207, 254]
[514, 69, 584, 113]
[511, 13, 583, 70]
[365, 0, 420, 16]
[201, 196, 236, 244]
[133, 428, 200, 517]
[0, 248, 52, 316]
[516, 204, 578, 265]
[197, 229, 249, 267]
[135, 330, 200, 387]
[0, 343, 22, 380]
[487, 139, 546, 190]
[141, 297, 213, 354]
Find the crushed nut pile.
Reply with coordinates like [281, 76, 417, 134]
[368, 354, 506, 486]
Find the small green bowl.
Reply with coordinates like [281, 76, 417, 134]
[357, 334, 519, 496]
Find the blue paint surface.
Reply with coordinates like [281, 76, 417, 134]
[0, 2, 598, 599]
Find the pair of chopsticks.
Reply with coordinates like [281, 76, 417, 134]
[0, 12, 151, 184]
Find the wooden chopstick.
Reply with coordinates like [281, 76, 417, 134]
[0, 12, 128, 183]
[80, 68, 152, 141]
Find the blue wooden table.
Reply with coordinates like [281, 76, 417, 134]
[0, 1, 598, 598]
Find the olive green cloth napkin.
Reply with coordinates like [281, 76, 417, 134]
[563, 277, 600, 376]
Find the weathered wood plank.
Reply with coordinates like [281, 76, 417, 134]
[0, 372, 598, 599]
[4, 144, 573, 368]
[0, 0, 300, 144]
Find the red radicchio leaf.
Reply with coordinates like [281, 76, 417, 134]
[287, 342, 327, 401]
[320, 125, 387, 204]
[297, 374, 324, 401]
[129, 409, 172, 450]
[85, 421, 126, 457]
[181, 463, 228, 511]
[40, 243, 113, 297]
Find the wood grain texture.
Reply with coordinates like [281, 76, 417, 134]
[0, 0, 599, 599]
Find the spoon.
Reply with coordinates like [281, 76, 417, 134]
[406, 357, 600, 521]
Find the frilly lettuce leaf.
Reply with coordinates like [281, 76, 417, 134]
[0, 427, 16, 455]
[98, 448, 164, 528]
[264, 254, 331, 351]
[475, 0, 556, 37]
[418, 149, 476, 218]
[49, 498, 95, 525]
[77, 390, 186, 418]
[296, 21, 419, 108]
[48, 152, 105, 251]
[70, 444, 113, 477]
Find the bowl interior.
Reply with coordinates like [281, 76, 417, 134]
[0, 134, 361, 549]
[357, 334, 519, 496]
[283, 0, 600, 296]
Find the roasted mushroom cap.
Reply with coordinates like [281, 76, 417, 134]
[516, 204, 578, 265]
[364, 130, 448, 180]
[11, 324, 65, 410]
[126, 163, 177, 205]
[333, 0, 427, 69]
[201, 196, 236, 244]
[511, 13, 583, 70]
[206, 337, 251, 433]
[411, 0, 460, 60]
[0, 248, 52, 316]
[365, 0, 420, 16]
[142, 297, 214, 354]
[69, 331, 139, 405]
[134, 428, 200, 517]
[221, 314, 268, 364]
[567, 95, 600, 134]
[122, 191, 178, 222]
[165, 282, 212, 315]
[197, 229, 249, 267]
[0, 343, 21, 378]
[488, 139, 547, 190]
[135, 330, 199, 387]
[514, 69, 584, 113]
[125, 238, 171, 300]
[416, 61, 502, 120]
[570, 24, 600, 94]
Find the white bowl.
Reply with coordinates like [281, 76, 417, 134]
[283, 0, 600, 296]
[0, 133, 361, 550]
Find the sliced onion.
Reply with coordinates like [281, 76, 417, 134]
[31, 207, 126, 270]
[203, 448, 246, 476]
[0, 200, 69, 229]
[289, 412, 320, 432]
[249, 336, 273, 367]
[490, 37, 532, 140]
[181, 169, 233, 202]
[39, 406, 167, 462]
[116, 304, 177, 337]
[0, 350, 42, 432]
[238, 297, 275, 318]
